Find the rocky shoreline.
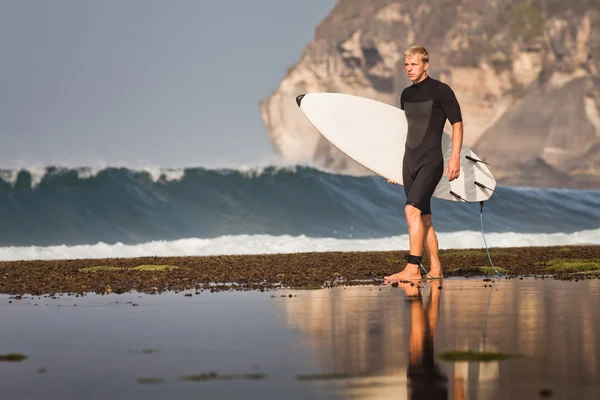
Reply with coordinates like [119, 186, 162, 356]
[1, 245, 599, 296]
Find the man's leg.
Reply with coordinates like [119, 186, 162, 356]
[384, 204, 423, 282]
[405, 203, 425, 273]
[422, 215, 442, 278]
[384, 159, 442, 283]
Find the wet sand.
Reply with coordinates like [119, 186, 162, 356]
[1, 245, 599, 295]
[1, 278, 599, 399]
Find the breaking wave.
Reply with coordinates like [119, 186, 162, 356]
[0, 165, 598, 252]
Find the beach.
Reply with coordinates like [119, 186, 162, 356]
[2, 260, 600, 399]
[3, 245, 600, 399]
[1, 245, 599, 296]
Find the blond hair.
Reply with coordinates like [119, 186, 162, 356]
[404, 45, 429, 63]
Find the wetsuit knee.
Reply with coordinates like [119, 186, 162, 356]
[406, 200, 431, 215]
[406, 195, 431, 216]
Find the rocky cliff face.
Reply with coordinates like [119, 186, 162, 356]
[259, 0, 600, 188]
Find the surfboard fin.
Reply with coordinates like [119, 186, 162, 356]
[474, 181, 496, 193]
[465, 155, 490, 165]
[449, 191, 471, 203]
[296, 94, 305, 107]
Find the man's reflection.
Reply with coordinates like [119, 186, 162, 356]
[398, 279, 465, 399]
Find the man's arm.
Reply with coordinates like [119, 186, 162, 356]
[445, 121, 463, 181]
[439, 83, 463, 182]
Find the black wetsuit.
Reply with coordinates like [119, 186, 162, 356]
[400, 75, 462, 215]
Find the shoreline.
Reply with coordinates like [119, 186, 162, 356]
[1, 245, 599, 295]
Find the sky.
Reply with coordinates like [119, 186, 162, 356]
[0, 0, 337, 169]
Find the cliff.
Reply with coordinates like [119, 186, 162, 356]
[259, 0, 600, 189]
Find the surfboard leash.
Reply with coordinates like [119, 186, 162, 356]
[450, 185, 502, 277]
[419, 263, 434, 279]
[479, 201, 503, 277]
[465, 154, 501, 277]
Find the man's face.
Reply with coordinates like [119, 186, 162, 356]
[404, 55, 428, 83]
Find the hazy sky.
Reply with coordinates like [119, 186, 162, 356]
[0, 0, 337, 169]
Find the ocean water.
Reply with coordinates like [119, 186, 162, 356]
[0, 164, 598, 261]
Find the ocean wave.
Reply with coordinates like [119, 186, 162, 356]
[0, 164, 598, 247]
[1, 229, 598, 261]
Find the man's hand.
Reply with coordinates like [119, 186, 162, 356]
[386, 179, 399, 185]
[445, 158, 460, 181]
[447, 121, 464, 182]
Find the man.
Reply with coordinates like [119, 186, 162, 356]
[384, 45, 463, 283]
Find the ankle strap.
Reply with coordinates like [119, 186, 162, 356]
[404, 254, 422, 265]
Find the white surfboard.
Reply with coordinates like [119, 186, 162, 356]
[296, 92, 496, 202]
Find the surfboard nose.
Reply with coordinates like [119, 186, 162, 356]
[296, 94, 305, 107]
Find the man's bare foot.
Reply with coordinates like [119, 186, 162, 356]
[427, 268, 444, 279]
[384, 263, 422, 283]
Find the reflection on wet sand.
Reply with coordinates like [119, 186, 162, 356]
[281, 279, 600, 399]
[403, 279, 450, 399]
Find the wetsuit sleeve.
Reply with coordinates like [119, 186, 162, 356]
[400, 90, 405, 110]
[439, 84, 462, 124]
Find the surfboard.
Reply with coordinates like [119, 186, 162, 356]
[296, 92, 496, 202]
